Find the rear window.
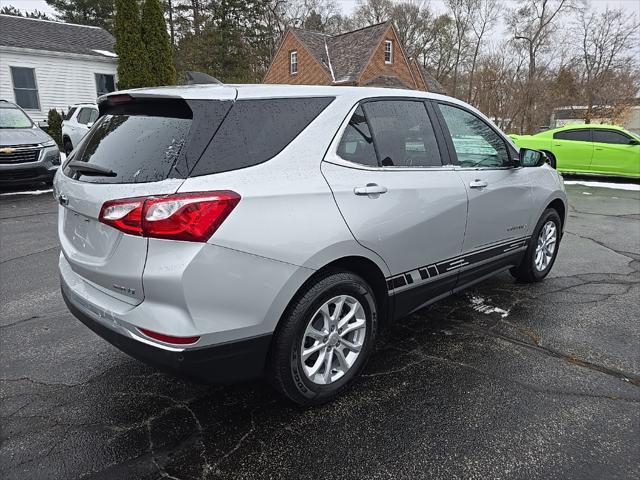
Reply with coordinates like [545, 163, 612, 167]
[190, 97, 334, 176]
[64, 114, 192, 183]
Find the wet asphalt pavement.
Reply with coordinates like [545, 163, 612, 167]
[1, 180, 639, 480]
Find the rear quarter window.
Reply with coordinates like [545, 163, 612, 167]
[190, 97, 334, 176]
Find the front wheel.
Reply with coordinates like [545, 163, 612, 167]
[267, 270, 378, 406]
[63, 138, 73, 156]
[510, 208, 562, 283]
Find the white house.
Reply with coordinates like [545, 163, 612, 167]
[0, 14, 117, 122]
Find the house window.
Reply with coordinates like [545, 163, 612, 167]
[10, 67, 40, 110]
[95, 74, 116, 96]
[290, 51, 298, 75]
[384, 40, 393, 64]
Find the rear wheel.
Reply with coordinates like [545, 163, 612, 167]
[542, 151, 556, 169]
[510, 208, 561, 283]
[267, 270, 377, 405]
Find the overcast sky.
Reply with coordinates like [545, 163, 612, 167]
[5, 0, 640, 26]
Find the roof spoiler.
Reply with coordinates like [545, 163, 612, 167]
[186, 71, 223, 85]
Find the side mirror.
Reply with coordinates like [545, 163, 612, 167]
[86, 122, 94, 129]
[519, 148, 546, 167]
[629, 139, 639, 146]
[38, 120, 49, 129]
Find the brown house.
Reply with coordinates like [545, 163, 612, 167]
[263, 21, 446, 94]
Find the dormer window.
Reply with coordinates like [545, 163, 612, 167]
[384, 40, 393, 64]
[290, 51, 298, 75]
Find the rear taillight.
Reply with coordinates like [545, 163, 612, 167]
[99, 191, 240, 242]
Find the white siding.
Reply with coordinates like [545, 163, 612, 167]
[0, 47, 117, 121]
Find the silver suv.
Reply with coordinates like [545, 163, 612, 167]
[0, 100, 61, 187]
[56, 85, 566, 405]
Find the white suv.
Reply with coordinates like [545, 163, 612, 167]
[61, 103, 99, 154]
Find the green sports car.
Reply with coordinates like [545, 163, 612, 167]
[510, 124, 640, 178]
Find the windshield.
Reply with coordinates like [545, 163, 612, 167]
[0, 106, 33, 129]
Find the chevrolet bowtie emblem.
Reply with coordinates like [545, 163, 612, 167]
[0, 147, 16, 154]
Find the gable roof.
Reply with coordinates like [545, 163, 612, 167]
[0, 14, 116, 58]
[291, 22, 392, 84]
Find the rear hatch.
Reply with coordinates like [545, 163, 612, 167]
[56, 91, 234, 304]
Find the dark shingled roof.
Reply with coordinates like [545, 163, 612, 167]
[292, 29, 331, 72]
[0, 14, 115, 57]
[362, 74, 410, 89]
[293, 22, 392, 83]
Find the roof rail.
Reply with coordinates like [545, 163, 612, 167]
[186, 71, 223, 85]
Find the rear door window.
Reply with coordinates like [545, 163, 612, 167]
[191, 97, 334, 176]
[337, 106, 378, 167]
[363, 100, 442, 167]
[553, 129, 591, 141]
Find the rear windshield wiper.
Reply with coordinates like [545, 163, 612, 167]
[67, 160, 117, 177]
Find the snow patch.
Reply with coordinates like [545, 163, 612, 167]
[582, 191, 592, 195]
[564, 180, 640, 192]
[470, 296, 510, 318]
[92, 49, 118, 57]
[0, 188, 53, 196]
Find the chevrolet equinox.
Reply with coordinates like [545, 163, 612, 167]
[56, 85, 567, 405]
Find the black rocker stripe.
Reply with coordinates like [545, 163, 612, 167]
[386, 236, 530, 294]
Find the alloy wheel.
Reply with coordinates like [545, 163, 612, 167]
[534, 220, 557, 271]
[300, 295, 367, 385]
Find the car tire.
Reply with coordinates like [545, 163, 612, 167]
[63, 137, 73, 156]
[510, 208, 562, 283]
[542, 151, 556, 169]
[267, 270, 378, 406]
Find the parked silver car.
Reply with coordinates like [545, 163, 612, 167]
[0, 100, 60, 187]
[56, 85, 567, 405]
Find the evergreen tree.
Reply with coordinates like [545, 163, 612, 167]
[47, 109, 63, 148]
[0, 5, 52, 20]
[114, 0, 152, 89]
[46, 0, 115, 32]
[142, 0, 176, 86]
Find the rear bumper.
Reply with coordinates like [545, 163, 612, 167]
[61, 280, 272, 383]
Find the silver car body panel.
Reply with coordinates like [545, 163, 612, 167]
[57, 84, 566, 360]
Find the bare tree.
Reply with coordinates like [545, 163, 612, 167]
[466, 0, 501, 103]
[506, 0, 577, 132]
[422, 14, 458, 83]
[445, 0, 476, 97]
[391, 1, 434, 57]
[352, 0, 394, 27]
[576, 6, 640, 122]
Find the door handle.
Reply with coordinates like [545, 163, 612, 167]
[354, 183, 388, 196]
[469, 179, 488, 189]
[595, 147, 603, 151]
